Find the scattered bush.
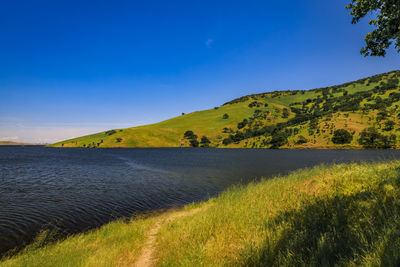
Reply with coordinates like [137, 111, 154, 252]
[296, 135, 308, 144]
[222, 137, 233, 146]
[282, 108, 290, 118]
[248, 101, 264, 108]
[376, 110, 388, 121]
[269, 132, 288, 149]
[183, 130, 199, 147]
[237, 119, 248, 129]
[222, 127, 232, 133]
[184, 131, 197, 140]
[189, 139, 199, 147]
[358, 127, 392, 149]
[222, 113, 229, 119]
[332, 129, 353, 144]
[383, 120, 395, 131]
[105, 130, 117, 136]
[200, 136, 211, 147]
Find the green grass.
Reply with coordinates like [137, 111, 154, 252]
[1, 214, 159, 267]
[2, 161, 400, 266]
[155, 161, 400, 266]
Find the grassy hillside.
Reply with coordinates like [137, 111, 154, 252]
[51, 70, 400, 149]
[2, 160, 400, 266]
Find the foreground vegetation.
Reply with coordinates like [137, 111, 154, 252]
[52, 70, 400, 149]
[2, 161, 400, 266]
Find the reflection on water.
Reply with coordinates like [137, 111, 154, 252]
[1, 146, 400, 255]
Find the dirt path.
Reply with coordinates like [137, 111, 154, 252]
[133, 206, 209, 267]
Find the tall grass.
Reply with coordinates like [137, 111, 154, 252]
[155, 162, 400, 266]
[2, 161, 400, 266]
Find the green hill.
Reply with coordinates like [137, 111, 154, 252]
[2, 161, 400, 266]
[51, 71, 400, 149]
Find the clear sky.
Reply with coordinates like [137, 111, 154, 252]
[1, 0, 399, 143]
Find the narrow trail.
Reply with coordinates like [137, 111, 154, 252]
[133, 205, 209, 267]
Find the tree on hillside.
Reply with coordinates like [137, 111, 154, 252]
[383, 120, 395, 131]
[105, 130, 117, 136]
[200, 136, 211, 147]
[222, 113, 229, 119]
[189, 139, 199, 147]
[183, 130, 199, 147]
[346, 0, 400, 56]
[376, 109, 388, 121]
[222, 137, 233, 146]
[358, 127, 392, 149]
[184, 130, 196, 140]
[237, 119, 248, 129]
[296, 135, 308, 144]
[269, 132, 288, 149]
[282, 108, 290, 118]
[332, 129, 353, 144]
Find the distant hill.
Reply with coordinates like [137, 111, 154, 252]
[52, 70, 400, 149]
[0, 141, 37, 146]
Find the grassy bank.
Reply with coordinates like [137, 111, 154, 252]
[2, 161, 400, 266]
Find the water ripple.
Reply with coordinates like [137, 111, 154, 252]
[2, 147, 400, 255]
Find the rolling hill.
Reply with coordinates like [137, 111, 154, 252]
[51, 70, 400, 149]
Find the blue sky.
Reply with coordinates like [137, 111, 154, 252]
[1, 0, 399, 143]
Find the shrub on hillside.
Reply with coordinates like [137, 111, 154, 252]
[248, 101, 264, 108]
[222, 137, 233, 146]
[184, 130, 197, 140]
[383, 120, 395, 131]
[105, 130, 117, 136]
[282, 108, 290, 118]
[358, 127, 392, 149]
[332, 129, 353, 144]
[189, 139, 199, 147]
[237, 119, 248, 129]
[376, 109, 388, 121]
[222, 127, 232, 133]
[200, 136, 211, 147]
[269, 132, 288, 149]
[183, 130, 199, 147]
[296, 135, 308, 144]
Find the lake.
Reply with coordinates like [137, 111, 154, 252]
[1, 146, 400, 255]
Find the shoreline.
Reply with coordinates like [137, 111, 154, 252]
[47, 144, 394, 150]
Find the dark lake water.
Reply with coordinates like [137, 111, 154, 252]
[2, 146, 400, 255]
